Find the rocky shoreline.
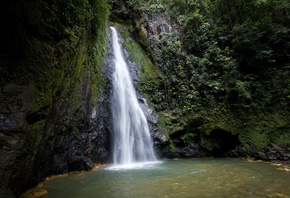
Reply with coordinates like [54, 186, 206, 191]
[254, 143, 290, 165]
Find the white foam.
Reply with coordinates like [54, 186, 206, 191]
[105, 161, 163, 171]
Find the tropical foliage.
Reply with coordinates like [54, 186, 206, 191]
[126, 0, 289, 117]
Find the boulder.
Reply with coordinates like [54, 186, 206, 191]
[269, 143, 281, 151]
[266, 152, 277, 160]
[68, 155, 94, 171]
[254, 151, 269, 161]
[256, 143, 290, 164]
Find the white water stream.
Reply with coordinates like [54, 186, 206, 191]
[110, 27, 157, 165]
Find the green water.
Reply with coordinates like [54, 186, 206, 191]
[38, 159, 289, 198]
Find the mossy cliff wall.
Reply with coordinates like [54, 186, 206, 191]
[0, 0, 111, 196]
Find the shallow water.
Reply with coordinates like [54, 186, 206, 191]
[38, 159, 289, 198]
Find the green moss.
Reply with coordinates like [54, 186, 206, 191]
[198, 122, 216, 136]
[157, 112, 178, 138]
[272, 128, 290, 146]
[72, 126, 80, 137]
[29, 120, 45, 131]
[36, 88, 53, 110]
[137, 30, 149, 48]
[113, 24, 164, 90]
[123, 35, 161, 80]
[238, 111, 290, 151]
[28, 119, 46, 158]
[239, 130, 269, 151]
[156, 105, 290, 156]
[181, 133, 196, 144]
[169, 139, 177, 153]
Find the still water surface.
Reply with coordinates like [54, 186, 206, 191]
[39, 159, 289, 198]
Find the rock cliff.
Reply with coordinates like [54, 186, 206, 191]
[0, 0, 111, 196]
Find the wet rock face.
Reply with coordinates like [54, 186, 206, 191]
[0, 11, 112, 198]
[254, 143, 290, 164]
[139, 13, 175, 37]
[0, 58, 113, 197]
[95, 29, 115, 163]
[0, 85, 37, 196]
[51, 31, 115, 175]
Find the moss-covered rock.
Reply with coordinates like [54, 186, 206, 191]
[0, 0, 111, 196]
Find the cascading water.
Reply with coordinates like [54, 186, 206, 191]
[110, 27, 157, 165]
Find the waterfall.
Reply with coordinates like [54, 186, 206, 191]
[110, 27, 157, 165]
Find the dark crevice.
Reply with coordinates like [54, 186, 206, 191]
[208, 129, 241, 157]
[26, 106, 49, 125]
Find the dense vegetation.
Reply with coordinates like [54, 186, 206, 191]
[127, 0, 289, 113]
[113, 0, 290, 155]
